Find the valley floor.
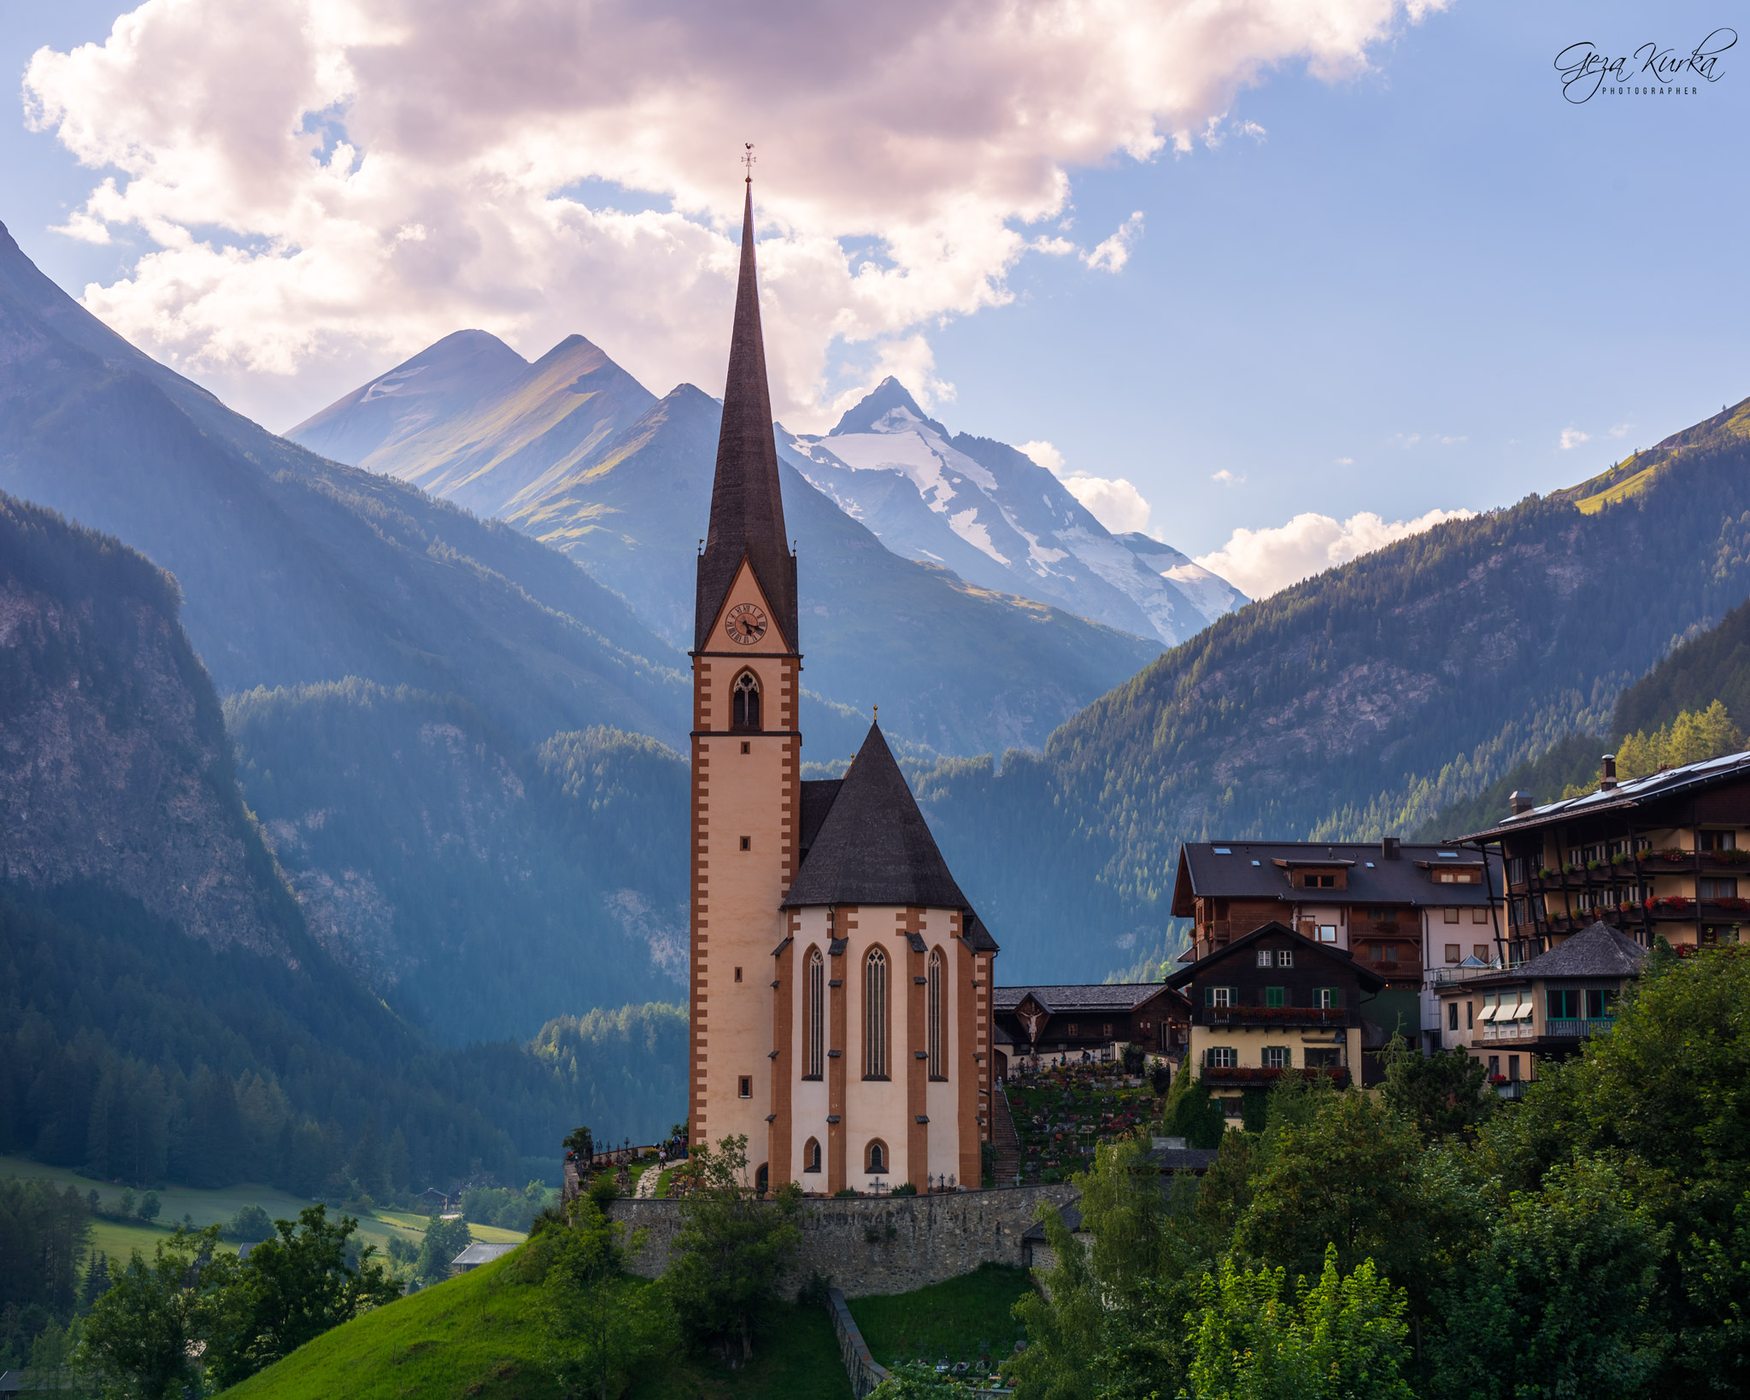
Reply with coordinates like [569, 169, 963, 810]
[0, 1155, 525, 1267]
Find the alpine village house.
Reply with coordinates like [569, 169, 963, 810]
[688, 176, 997, 1194]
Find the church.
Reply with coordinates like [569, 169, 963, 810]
[689, 175, 999, 1194]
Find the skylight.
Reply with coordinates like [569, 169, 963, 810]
[1213, 846, 1232, 855]
[1438, 851, 1458, 858]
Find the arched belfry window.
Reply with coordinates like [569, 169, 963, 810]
[865, 1139, 888, 1175]
[928, 948, 946, 1080]
[803, 1137, 822, 1173]
[731, 670, 762, 732]
[805, 947, 825, 1080]
[864, 948, 889, 1079]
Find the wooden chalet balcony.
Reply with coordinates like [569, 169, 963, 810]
[1543, 1016, 1617, 1040]
[1202, 1005, 1347, 1028]
[1202, 1065, 1351, 1088]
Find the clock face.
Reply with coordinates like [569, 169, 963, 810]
[726, 603, 768, 645]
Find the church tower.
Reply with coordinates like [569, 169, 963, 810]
[689, 172, 799, 1181]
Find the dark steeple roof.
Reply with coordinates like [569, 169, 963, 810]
[695, 179, 797, 651]
[784, 721, 969, 910]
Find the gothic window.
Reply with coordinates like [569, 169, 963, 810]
[803, 1137, 822, 1173]
[927, 948, 946, 1080]
[731, 670, 762, 732]
[805, 947, 825, 1080]
[865, 1139, 888, 1175]
[864, 948, 889, 1079]
[754, 1162, 769, 1195]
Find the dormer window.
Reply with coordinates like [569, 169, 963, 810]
[731, 670, 762, 732]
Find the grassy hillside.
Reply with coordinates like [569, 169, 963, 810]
[0, 1156, 523, 1267]
[849, 1264, 1030, 1370]
[918, 395, 1750, 978]
[221, 1249, 851, 1400]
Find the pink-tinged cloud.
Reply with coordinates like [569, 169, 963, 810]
[24, 0, 1445, 429]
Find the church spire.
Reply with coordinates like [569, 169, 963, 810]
[695, 158, 797, 652]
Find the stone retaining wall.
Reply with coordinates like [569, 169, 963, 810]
[607, 1183, 1077, 1298]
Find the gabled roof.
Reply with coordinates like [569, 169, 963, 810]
[1163, 920, 1387, 992]
[798, 779, 842, 867]
[994, 983, 1174, 1014]
[1171, 841, 1501, 915]
[1459, 749, 1750, 841]
[783, 721, 969, 911]
[1512, 920, 1647, 981]
[695, 180, 797, 652]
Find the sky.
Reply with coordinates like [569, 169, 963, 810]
[4, 0, 1746, 598]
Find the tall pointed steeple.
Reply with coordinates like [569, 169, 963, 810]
[695, 169, 797, 651]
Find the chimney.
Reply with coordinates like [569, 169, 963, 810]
[1381, 835, 1401, 860]
[1600, 754, 1618, 790]
[1508, 791, 1531, 816]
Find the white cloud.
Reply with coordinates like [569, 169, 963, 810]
[1018, 439, 1066, 473]
[1608, 422, 1632, 439]
[1082, 211, 1144, 273]
[21, 0, 1443, 429]
[1559, 427, 1591, 450]
[1334, 455, 1355, 466]
[1211, 468, 1244, 485]
[1021, 438, 1152, 533]
[1061, 474, 1154, 535]
[1195, 506, 1474, 599]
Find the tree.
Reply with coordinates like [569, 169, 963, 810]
[205, 1204, 400, 1388]
[135, 1192, 160, 1224]
[415, 1213, 473, 1286]
[226, 1204, 275, 1244]
[1428, 1156, 1665, 1400]
[662, 1135, 801, 1362]
[1183, 1246, 1414, 1400]
[1160, 1056, 1227, 1149]
[1011, 1140, 1206, 1400]
[76, 1227, 231, 1400]
[564, 1125, 596, 1160]
[1380, 1036, 1494, 1141]
[1233, 1086, 1435, 1288]
[539, 1197, 668, 1399]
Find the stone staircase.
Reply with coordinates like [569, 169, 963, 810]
[990, 1085, 1022, 1186]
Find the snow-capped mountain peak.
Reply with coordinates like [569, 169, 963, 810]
[785, 380, 1246, 646]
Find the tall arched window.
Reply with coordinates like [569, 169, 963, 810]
[731, 670, 762, 732]
[803, 1137, 822, 1173]
[804, 947, 825, 1080]
[927, 948, 946, 1080]
[865, 1139, 888, 1175]
[864, 947, 889, 1079]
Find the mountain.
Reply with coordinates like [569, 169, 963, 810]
[508, 383, 1161, 753]
[287, 330, 657, 518]
[785, 377, 1245, 643]
[0, 491, 679, 1197]
[226, 682, 689, 1044]
[0, 220, 687, 749]
[0, 491, 307, 961]
[289, 345, 1174, 754]
[913, 396, 1750, 978]
[1422, 591, 1750, 839]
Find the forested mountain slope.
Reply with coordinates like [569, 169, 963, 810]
[0, 495, 676, 1196]
[227, 684, 690, 1043]
[917, 397, 1750, 977]
[1423, 593, 1750, 839]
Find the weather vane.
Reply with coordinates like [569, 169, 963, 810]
[742, 142, 756, 182]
